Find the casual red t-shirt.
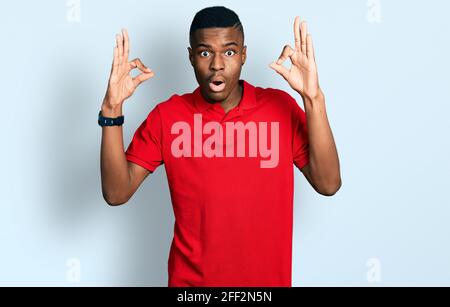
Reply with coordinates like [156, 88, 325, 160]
[125, 79, 309, 287]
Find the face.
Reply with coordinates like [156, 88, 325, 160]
[188, 27, 247, 103]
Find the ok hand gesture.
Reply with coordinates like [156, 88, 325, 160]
[270, 17, 321, 100]
[103, 29, 155, 108]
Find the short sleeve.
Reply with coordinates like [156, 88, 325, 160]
[290, 96, 310, 170]
[125, 105, 164, 172]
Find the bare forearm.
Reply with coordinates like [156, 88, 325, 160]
[99, 28, 154, 205]
[100, 102, 131, 205]
[301, 90, 341, 194]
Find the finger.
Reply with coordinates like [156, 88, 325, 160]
[276, 45, 295, 65]
[116, 33, 123, 63]
[294, 16, 301, 51]
[269, 62, 290, 81]
[122, 28, 129, 63]
[111, 46, 119, 73]
[306, 33, 315, 60]
[129, 58, 152, 73]
[133, 71, 155, 88]
[300, 21, 307, 55]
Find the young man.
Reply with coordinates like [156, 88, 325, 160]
[100, 6, 341, 287]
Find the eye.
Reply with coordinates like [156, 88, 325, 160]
[200, 50, 210, 57]
[225, 50, 236, 56]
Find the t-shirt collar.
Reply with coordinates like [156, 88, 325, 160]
[193, 79, 257, 112]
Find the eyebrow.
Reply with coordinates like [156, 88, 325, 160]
[195, 42, 239, 49]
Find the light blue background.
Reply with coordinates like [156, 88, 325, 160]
[1, 0, 449, 286]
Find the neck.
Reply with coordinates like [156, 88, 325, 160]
[221, 82, 243, 114]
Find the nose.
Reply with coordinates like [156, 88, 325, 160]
[210, 54, 224, 71]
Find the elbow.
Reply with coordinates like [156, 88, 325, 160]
[317, 177, 342, 197]
[102, 191, 128, 207]
[105, 199, 128, 207]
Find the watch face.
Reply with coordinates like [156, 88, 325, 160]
[98, 110, 124, 126]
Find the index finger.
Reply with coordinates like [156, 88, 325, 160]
[122, 28, 129, 62]
[294, 16, 301, 51]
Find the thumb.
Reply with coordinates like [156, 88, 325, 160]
[133, 71, 155, 88]
[269, 62, 289, 80]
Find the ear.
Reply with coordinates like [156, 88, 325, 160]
[242, 45, 247, 65]
[188, 47, 194, 67]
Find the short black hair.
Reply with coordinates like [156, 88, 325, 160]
[189, 6, 244, 47]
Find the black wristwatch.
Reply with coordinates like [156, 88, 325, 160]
[98, 110, 124, 126]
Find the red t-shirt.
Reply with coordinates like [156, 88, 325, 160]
[125, 79, 309, 286]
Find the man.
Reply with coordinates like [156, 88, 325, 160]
[100, 6, 341, 287]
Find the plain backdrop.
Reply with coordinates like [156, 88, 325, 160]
[1, 0, 449, 286]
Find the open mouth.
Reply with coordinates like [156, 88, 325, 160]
[209, 80, 226, 92]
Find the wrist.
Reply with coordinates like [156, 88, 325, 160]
[301, 88, 325, 106]
[101, 100, 123, 117]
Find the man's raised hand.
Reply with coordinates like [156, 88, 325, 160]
[269, 16, 321, 100]
[103, 29, 155, 108]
